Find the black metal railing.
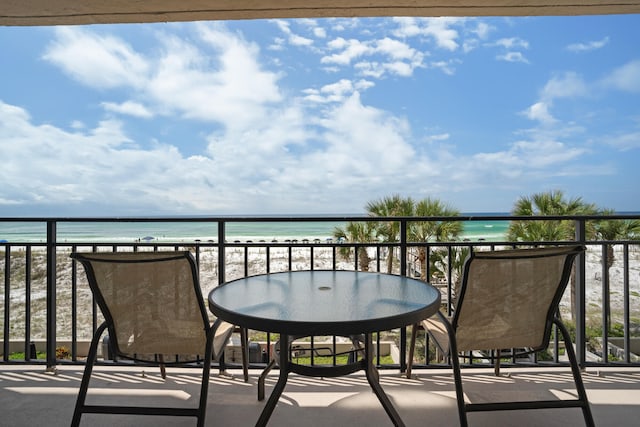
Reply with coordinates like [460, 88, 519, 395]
[1, 215, 639, 372]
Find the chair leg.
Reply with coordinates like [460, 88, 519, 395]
[555, 319, 595, 427]
[406, 323, 418, 379]
[258, 359, 277, 401]
[72, 322, 108, 427]
[240, 327, 249, 382]
[158, 354, 166, 379]
[438, 312, 468, 427]
[197, 328, 215, 427]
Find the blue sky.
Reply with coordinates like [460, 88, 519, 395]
[1, 15, 639, 216]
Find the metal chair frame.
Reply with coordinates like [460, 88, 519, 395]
[70, 251, 243, 427]
[409, 245, 595, 427]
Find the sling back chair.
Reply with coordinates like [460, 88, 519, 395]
[407, 245, 594, 427]
[70, 251, 248, 427]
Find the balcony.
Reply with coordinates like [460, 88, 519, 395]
[1, 214, 639, 425]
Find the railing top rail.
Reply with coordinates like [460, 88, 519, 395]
[0, 214, 639, 223]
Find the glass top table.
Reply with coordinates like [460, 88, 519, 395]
[208, 270, 441, 426]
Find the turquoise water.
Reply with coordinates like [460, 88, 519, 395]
[0, 215, 510, 243]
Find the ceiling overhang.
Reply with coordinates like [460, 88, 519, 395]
[2, 1, 640, 26]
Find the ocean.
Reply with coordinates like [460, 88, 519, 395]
[0, 215, 510, 243]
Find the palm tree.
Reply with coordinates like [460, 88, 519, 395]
[411, 198, 463, 281]
[593, 209, 640, 331]
[430, 245, 470, 309]
[366, 194, 414, 273]
[508, 190, 597, 241]
[333, 221, 377, 271]
[508, 190, 598, 320]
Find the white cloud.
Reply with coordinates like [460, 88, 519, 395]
[522, 102, 557, 124]
[566, 37, 609, 52]
[392, 17, 462, 51]
[321, 37, 369, 65]
[273, 19, 314, 46]
[541, 72, 588, 101]
[102, 101, 153, 118]
[296, 18, 327, 38]
[354, 79, 375, 91]
[494, 37, 529, 49]
[472, 22, 494, 40]
[491, 37, 530, 63]
[321, 36, 424, 77]
[147, 23, 282, 129]
[496, 52, 529, 63]
[312, 92, 417, 175]
[462, 39, 480, 53]
[43, 27, 149, 89]
[429, 60, 458, 75]
[314, 27, 327, 38]
[463, 137, 589, 188]
[426, 133, 450, 142]
[510, 139, 586, 168]
[603, 131, 640, 151]
[303, 78, 374, 103]
[42, 23, 283, 132]
[601, 60, 640, 93]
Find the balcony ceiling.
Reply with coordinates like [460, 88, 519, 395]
[1, 0, 640, 26]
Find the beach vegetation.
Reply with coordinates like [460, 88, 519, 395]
[340, 194, 463, 277]
[56, 346, 71, 359]
[291, 354, 394, 366]
[507, 190, 598, 321]
[366, 194, 414, 273]
[429, 246, 470, 305]
[332, 221, 377, 271]
[592, 210, 640, 333]
[8, 351, 46, 360]
[507, 190, 598, 242]
[410, 198, 463, 282]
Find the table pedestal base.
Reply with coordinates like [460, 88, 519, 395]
[256, 333, 406, 427]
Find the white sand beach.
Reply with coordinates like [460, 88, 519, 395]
[2, 244, 639, 346]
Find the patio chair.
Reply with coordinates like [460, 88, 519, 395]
[407, 245, 594, 427]
[69, 251, 248, 427]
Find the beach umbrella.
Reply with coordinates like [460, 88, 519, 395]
[141, 236, 155, 241]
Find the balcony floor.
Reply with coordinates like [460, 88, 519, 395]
[1, 365, 639, 426]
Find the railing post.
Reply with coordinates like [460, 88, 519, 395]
[399, 219, 407, 372]
[623, 244, 631, 363]
[46, 220, 57, 372]
[601, 244, 609, 364]
[574, 219, 587, 368]
[3, 247, 10, 362]
[218, 221, 225, 285]
[25, 246, 32, 360]
[400, 219, 407, 276]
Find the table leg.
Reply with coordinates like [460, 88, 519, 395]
[256, 334, 290, 426]
[364, 333, 406, 427]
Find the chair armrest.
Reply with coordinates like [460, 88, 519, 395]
[422, 313, 452, 355]
[210, 319, 236, 361]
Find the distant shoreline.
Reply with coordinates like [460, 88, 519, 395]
[0, 216, 511, 244]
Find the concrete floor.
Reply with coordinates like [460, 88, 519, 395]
[1, 365, 638, 426]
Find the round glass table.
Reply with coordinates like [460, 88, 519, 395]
[208, 270, 440, 426]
